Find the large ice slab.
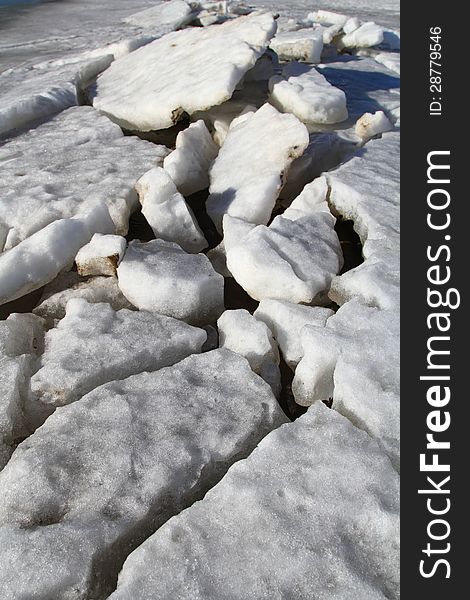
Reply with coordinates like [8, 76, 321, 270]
[110, 402, 399, 600]
[224, 177, 343, 303]
[326, 132, 400, 309]
[254, 298, 334, 368]
[207, 103, 309, 231]
[218, 309, 280, 395]
[136, 167, 207, 253]
[117, 239, 224, 325]
[123, 0, 194, 29]
[339, 22, 384, 49]
[269, 62, 348, 125]
[75, 234, 127, 277]
[270, 28, 323, 63]
[163, 120, 219, 196]
[93, 12, 277, 131]
[0, 204, 115, 307]
[0, 350, 287, 600]
[293, 299, 399, 470]
[0, 106, 168, 250]
[30, 298, 206, 416]
[0, 56, 112, 138]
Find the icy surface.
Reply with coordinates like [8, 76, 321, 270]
[269, 62, 348, 125]
[0, 350, 287, 600]
[374, 51, 400, 74]
[123, 0, 194, 29]
[207, 103, 309, 231]
[31, 298, 206, 415]
[0, 55, 112, 138]
[75, 234, 127, 277]
[163, 120, 219, 196]
[193, 100, 258, 146]
[117, 240, 224, 325]
[0, 107, 168, 249]
[326, 132, 400, 309]
[270, 29, 323, 63]
[0, 203, 115, 306]
[293, 299, 399, 469]
[110, 403, 399, 600]
[355, 110, 393, 141]
[94, 13, 277, 131]
[218, 309, 281, 395]
[255, 299, 334, 368]
[136, 168, 207, 253]
[224, 176, 343, 303]
[33, 274, 133, 328]
[339, 21, 384, 48]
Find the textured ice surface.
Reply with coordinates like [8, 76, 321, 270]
[207, 103, 309, 231]
[0, 107, 168, 250]
[75, 234, 126, 277]
[117, 240, 224, 325]
[374, 51, 400, 74]
[339, 21, 384, 48]
[163, 120, 219, 196]
[326, 132, 399, 309]
[293, 299, 399, 469]
[269, 62, 348, 125]
[31, 298, 206, 415]
[309, 9, 349, 26]
[123, 0, 194, 29]
[224, 177, 343, 303]
[94, 12, 277, 131]
[136, 167, 207, 253]
[0, 349, 287, 600]
[110, 402, 399, 600]
[0, 203, 115, 306]
[193, 100, 258, 146]
[255, 298, 334, 368]
[0, 55, 112, 138]
[33, 274, 133, 328]
[355, 110, 393, 141]
[218, 309, 280, 395]
[270, 28, 323, 63]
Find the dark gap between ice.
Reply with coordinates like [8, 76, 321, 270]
[334, 217, 364, 275]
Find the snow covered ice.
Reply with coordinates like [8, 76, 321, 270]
[75, 234, 127, 277]
[136, 167, 207, 253]
[270, 28, 324, 63]
[109, 403, 399, 600]
[30, 298, 207, 414]
[93, 12, 277, 131]
[355, 110, 393, 141]
[206, 103, 309, 231]
[117, 239, 224, 325]
[0, 350, 287, 600]
[269, 62, 348, 125]
[123, 0, 194, 30]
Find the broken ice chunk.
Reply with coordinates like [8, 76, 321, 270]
[339, 22, 384, 49]
[254, 299, 333, 368]
[293, 299, 400, 470]
[206, 103, 309, 231]
[355, 111, 393, 141]
[308, 9, 348, 27]
[269, 62, 348, 125]
[30, 298, 206, 416]
[109, 403, 399, 600]
[270, 28, 324, 63]
[94, 13, 277, 131]
[218, 309, 281, 395]
[163, 120, 219, 196]
[117, 239, 224, 325]
[123, 0, 194, 30]
[136, 167, 207, 253]
[75, 234, 127, 277]
[0, 350, 287, 600]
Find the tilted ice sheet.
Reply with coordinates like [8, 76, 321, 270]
[269, 28, 324, 63]
[117, 239, 224, 325]
[326, 132, 400, 309]
[30, 298, 206, 416]
[93, 12, 277, 131]
[293, 299, 399, 470]
[218, 309, 281, 395]
[269, 61, 348, 125]
[0, 350, 287, 600]
[110, 402, 399, 600]
[123, 0, 194, 29]
[207, 103, 309, 231]
[163, 120, 219, 196]
[0, 106, 168, 249]
[136, 167, 207, 253]
[0, 203, 115, 306]
[224, 176, 343, 303]
[254, 298, 334, 368]
[75, 234, 127, 277]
